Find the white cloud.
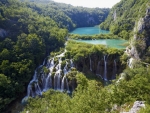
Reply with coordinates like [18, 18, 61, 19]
[53, 0, 121, 8]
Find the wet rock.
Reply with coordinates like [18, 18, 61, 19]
[126, 7, 150, 63]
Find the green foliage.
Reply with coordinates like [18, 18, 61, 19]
[0, 0, 109, 111]
[65, 40, 124, 62]
[22, 0, 109, 31]
[100, 0, 149, 39]
[22, 66, 150, 112]
[140, 104, 150, 113]
[68, 33, 119, 40]
[0, 0, 68, 111]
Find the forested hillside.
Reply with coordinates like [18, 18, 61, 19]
[0, 0, 110, 112]
[22, 0, 150, 113]
[100, 0, 150, 64]
[100, 0, 149, 40]
[0, 0, 68, 111]
[23, 0, 109, 31]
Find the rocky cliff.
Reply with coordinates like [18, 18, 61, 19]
[126, 6, 150, 67]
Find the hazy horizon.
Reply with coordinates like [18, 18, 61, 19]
[53, 0, 121, 8]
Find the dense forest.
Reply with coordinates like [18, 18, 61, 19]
[100, 0, 149, 40]
[23, 0, 109, 31]
[1, 0, 150, 112]
[0, 0, 110, 112]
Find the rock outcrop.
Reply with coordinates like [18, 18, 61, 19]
[113, 10, 117, 21]
[126, 7, 150, 67]
[121, 101, 145, 113]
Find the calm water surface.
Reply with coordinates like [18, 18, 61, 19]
[70, 27, 127, 49]
[70, 27, 109, 35]
[74, 39, 127, 49]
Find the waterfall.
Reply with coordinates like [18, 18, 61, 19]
[128, 58, 134, 68]
[54, 58, 62, 90]
[61, 61, 69, 92]
[43, 73, 52, 91]
[25, 49, 74, 98]
[96, 61, 103, 79]
[63, 61, 68, 75]
[90, 57, 92, 71]
[35, 83, 42, 96]
[112, 60, 117, 80]
[61, 75, 65, 91]
[61, 75, 69, 92]
[57, 72, 61, 90]
[103, 55, 107, 81]
[27, 70, 38, 97]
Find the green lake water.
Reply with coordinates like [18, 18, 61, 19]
[70, 27, 128, 49]
[70, 27, 109, 35]
[74, 39, 127, 49]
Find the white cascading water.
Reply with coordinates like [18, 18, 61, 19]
[26, 56, 74, 97]
[54, 58, 62, 90]
[35, 83, 42, 96]
[103, 55, 107, 81]
[43, 58, 54, 91]
[70, 59, 74, 68]
[96, 61, 102, 78]
[61, 61, 69, 92]
[27, 68, 40, 97]
[128, 58, 134, 68]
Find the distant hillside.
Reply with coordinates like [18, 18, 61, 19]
[23, 0, 110, 31]
[0, 0, 110, 112]
[100, 0, 149, 40]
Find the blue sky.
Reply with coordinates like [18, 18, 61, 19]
[53, 0, 121, 8]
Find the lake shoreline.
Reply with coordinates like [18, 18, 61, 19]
[69, 39, 128, 49]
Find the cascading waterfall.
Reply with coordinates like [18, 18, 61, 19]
[54, 58, 62, 90]
[25, 46, 120, 99]
[61, 61, 69, 92]
[27, 70, 39, 97]
[112, 60, 117, 80]
[70, 59, 74, 68]
[96, 61, 103, 78]
[35, 83, 42, 96]
[24, 48, 76, 98]
[44, 73, 52, 91]
[43, 58, 54, 91]
[103, 55, 107, 81]
[61, 75, 69, 92]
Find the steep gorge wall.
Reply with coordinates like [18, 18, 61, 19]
[74, 53, 125, 80]
[126, 6, 150, 67]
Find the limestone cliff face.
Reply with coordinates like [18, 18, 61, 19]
[113, 10, 117, 21]
[126, 7, 150, 66]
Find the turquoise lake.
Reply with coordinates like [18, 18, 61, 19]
[70, 27, 127, 49]
[74, 39, 127, 49]
[70, 27, 109, 35]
